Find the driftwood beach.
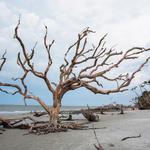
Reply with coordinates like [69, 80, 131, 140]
[0, 109, 150, 150]
[0, 1, 150, 150]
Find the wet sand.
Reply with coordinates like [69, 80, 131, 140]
[0, 110, 150, 150]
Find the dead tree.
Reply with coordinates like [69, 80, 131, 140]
[0, 19, 150, 125]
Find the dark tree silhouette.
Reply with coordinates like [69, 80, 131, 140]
[0, 50, 6, 71]
[131, 80, 150, 109]
[0, 19, 150, 124]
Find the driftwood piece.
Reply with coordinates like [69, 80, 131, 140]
[33, 111, 47, 117]
[94, 144, 104, 150]
[0, 116, 36, 129]
[121, 134, 141, 141]
[81, 109, 99, 122]
[93, 124, 104, 150]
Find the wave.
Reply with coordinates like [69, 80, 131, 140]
[0, 110, 33, 114]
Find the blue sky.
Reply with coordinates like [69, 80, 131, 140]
[0, 0, 150, 106]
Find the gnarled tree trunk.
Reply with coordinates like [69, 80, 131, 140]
[49, 88, 63, 124]
[50, 103, 61, 124]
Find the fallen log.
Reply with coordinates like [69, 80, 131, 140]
[0, 116, 36, 129]
[33, 111, 47, 117]
[81, 109, 99, 122]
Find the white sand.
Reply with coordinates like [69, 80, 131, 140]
[0, 110, 150, 150]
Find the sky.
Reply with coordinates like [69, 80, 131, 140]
[0, 0, 150, 106]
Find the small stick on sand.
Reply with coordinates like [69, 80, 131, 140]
[121, 134, 141, 141]
[93, 124, 104, 150]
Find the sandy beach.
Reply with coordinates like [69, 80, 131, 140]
[0, 110, 150, 150]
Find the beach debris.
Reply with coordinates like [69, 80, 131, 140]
[26, 122, 91, 135]
[32, 104, 130, 119]
[0, 115, 105, 135]
[81, 109, 99, 122]
[33, 111, 47, 117]
[81, 105, 100, 122]
[66, 114, 73, 121]
[94, 144, 104, 150]
[121, 134, 141, 141]
[0, 116, 37, 129]
[108, 143, 115, 147]
[93, 124, 104, 150]
[0, 116, 92, 135]
[100, 108, 105, 115]
[89, 127, 106, 130]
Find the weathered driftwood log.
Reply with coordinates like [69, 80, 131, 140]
[81, 109, 99, 122]
[0, 116, 36, 129]
[33, 111, 47, 117]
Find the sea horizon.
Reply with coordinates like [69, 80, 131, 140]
[0, 104, 89, 115]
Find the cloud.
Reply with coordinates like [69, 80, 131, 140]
[0, 1, 11, 22]
[0, 0, 150, 105]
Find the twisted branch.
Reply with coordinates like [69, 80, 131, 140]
[0, 50, 6, 71]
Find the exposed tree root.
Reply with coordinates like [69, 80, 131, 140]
[0, 116, 97, 135]
[28, 124, 68, 135]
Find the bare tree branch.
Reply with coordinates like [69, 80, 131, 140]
[0, 81, 50, 114]
[44, 25, 54, 76]
[82, 56, 150, 94]
[0, 50, 6, 71]
[59, 29, 150, 96]
[14, 19, 54, 93]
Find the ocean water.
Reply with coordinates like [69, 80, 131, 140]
[0, 105, 86, 115]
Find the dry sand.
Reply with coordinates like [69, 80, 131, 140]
[0, 110, 150, 150]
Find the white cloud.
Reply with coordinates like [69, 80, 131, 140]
[0, 1, 11, 19]
[22, 13, 40, 27]
[0, 0, 150, 104]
